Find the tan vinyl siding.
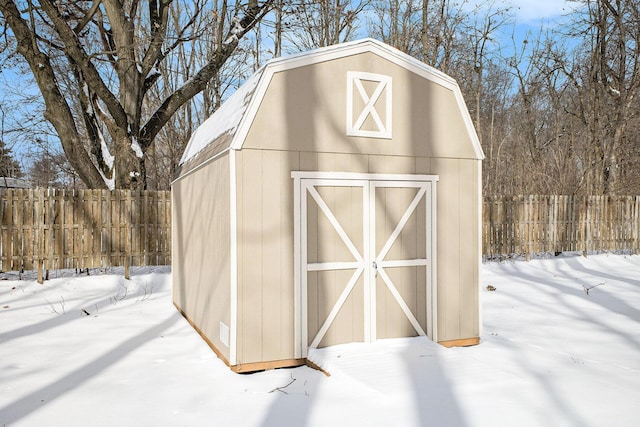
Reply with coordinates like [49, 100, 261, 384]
[298, 152, 371, 173]
[236, 149, 299, 364]
[431, 157, 481, 341]
[235, 147, 479, 355]
[172, 154, 231, 361]
[433, 158, 460, 340]
[175, 148, 479, 364]
[243, 52, 477, 160]
[415, 157, 432, 175]
[368, 154, 417, 174]
[310, 271, 365, 347]
[307, 184, 365, 347]
[460, 160, 481, 337]
[374, 186, 428, 339]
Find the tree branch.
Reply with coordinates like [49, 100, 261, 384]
[38, 0, 127, 127]
[0, 0, 107, 188]
[141, 0, 171, 74]
[72, 0, 102, 35]
[139, 0, 273, 149]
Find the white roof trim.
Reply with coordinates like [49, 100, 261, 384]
[291, 171, 439, 182]
[184, 38, 484, 164]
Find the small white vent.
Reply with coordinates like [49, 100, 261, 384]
[219, 321, 230, 347]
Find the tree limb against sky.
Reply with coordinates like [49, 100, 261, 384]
[0, 0, 272, 189]
[1, 0, 639, 195]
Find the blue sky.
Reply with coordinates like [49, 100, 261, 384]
[506, 0, 574, 22]
[467, 0, 581, 58]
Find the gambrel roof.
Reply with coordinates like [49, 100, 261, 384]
[176, 38, 483, 179]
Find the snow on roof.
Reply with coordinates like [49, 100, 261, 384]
[179, 69, 264, 165]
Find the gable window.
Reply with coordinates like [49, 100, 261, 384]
[346, 71, 392, 139]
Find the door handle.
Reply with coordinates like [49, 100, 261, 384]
[372, 261, 378, 277]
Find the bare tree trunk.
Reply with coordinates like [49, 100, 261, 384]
[275, 0, 283, 57]
[0, 0, 273, 189]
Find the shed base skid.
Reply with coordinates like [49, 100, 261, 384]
[174, 303, 312, 374]
[438, 337, 480, 348]
[175, 302, 479, 373]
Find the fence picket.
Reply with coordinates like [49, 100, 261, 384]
[0, 189, 171, 273]
[3, 190, 639, 270]
[483, 195, 640, 257]
[636, 196, 640, 255]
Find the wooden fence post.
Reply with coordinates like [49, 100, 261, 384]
[635, 196, 640, 255]
[583, 197, 590, 257]
[0, 189, 172, 279]
[35, 189, 42, 283]
[524, 196, 531, 261]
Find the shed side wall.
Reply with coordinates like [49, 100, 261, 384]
[426, 158, 481, 341]
[235, 149, 300, 365]
[172, 154, 231, 362]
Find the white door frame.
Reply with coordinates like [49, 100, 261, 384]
[292, 171, 438, 359]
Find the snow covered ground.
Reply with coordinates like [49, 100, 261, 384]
[1, 254, 639, 426]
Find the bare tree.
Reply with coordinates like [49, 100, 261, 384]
[421, 0, 469, 72]
[141, 1, 255, 189]
[454, 2, 512, 145]
[369, 0, 421, 55]
[368, 0, 469, 73]
[0, 106, 24, 178]
[562, 0, 640, 194]
[0, 0, 273, 189]
[283, 0, 369, 51]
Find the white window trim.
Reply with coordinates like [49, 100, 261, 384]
[346, 71, 392, 139]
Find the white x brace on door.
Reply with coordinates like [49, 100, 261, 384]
[292, 172, 438, 359]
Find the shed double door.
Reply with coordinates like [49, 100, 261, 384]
[294, 173, 436, 357]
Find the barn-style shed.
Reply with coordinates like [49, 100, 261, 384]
[172, 38, 484, 373]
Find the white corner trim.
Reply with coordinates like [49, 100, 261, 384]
[346, 71, 392, 139]
[300, 180, 309, 358]
[477, 161, 483, 339]
[430, 180, 438, 342]
[229, 149, 238, 365]
[229, 70, 269, 151]
[293, 175, 302, 359]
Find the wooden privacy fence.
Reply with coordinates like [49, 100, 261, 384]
[483, 195, 640, 258]
[0, 189, 171, 279]
[4, 191, 639, 274]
